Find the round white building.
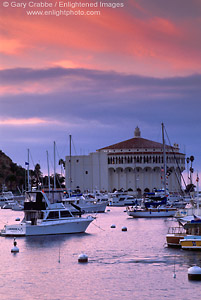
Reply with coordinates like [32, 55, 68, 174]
[65, 127, 185, 195]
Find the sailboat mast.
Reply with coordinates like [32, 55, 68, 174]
[69, 135, 72, 192]
[46, 150, 51, 193]
[162, 123, 167, 195]
[27, 148, 30, 191]
[54, 141, 56, 190]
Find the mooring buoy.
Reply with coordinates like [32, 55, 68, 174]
[78, 253, 88, 263]
[188, 266, 201, 281]
[11, 238, 19, 253]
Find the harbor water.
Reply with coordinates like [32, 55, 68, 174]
[0, 207, 201, 300]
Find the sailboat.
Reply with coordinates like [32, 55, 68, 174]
[126, 123, 177, 218]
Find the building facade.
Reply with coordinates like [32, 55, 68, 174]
[65, 127, 186, 194]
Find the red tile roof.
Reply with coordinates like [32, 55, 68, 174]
[99, 137, 175, 151]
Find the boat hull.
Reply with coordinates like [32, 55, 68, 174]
[166, 234, 186, 247]
[127, 208, 176, 218]
[71, 202, 107, 213]
[1, 218, 93, 236]
[180, 236, 201, 250]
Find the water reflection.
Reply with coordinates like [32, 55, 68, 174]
[25, 232, 91, 248]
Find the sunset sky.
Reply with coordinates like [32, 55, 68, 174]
[0, 0, 201, 185]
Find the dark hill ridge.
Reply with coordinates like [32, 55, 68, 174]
[0, 150, 26, 192]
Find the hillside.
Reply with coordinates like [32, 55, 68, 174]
[0, 150, 26, 192]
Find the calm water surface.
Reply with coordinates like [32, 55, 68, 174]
[0, 207, 201, 300]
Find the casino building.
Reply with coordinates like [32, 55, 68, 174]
[65, 127, 186, 195]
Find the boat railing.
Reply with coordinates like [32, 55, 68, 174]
[167, 226, 185, 234]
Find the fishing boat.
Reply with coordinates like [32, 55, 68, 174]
[1, 190, 94, 236]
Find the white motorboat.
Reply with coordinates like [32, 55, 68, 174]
[126, 205, 177, 218]
[62, 193, 108, 213]
[1, 191, 94, 236]
[0, 191, 14, 207]
[180, 217, 201, 250]
[108, 191, 139, 207]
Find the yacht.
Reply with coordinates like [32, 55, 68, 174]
[126, 205, 177, 218]
[1, 190, 94, 236]
[180, 217, 201, 250]
[0, 191, 14, 207]
[108, 191, 139, 207]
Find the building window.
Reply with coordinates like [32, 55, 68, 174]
[85, 171, 88, 174]
[76, 160, 79, 163]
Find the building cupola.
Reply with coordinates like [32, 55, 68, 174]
[134, 126, 141, 138]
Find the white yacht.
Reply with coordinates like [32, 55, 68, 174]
[1, 191, 94, 236]
[0, 191, 14, 207]
[126, 205, 177, 218]
[108, 191, 139, 207]
[62, 193, 108, 213]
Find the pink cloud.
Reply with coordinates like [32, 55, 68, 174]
[1, 2, 201, 76]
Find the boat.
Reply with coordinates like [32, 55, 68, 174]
[180, 216, 201, 250]
[166, 220, 187, 247]
[0, 190, 94, 236]
[62, 192, 108, 213]
[126, 123, 178, 218]
[84, 190, 109, 203]
[126, 205, 177, 218]
[175, 175, 201, 221]
[0, 191, 14, 207]
[108, 190, 139, 207]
